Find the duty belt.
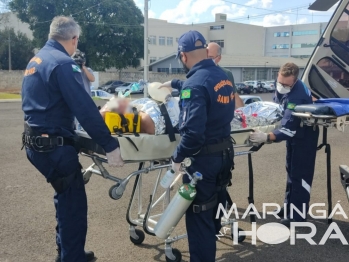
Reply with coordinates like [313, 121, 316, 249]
[196, 138, 234, 155]
[22, 122, 75, 152]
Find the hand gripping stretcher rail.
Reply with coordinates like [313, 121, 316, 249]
[76, 126, 276, 262]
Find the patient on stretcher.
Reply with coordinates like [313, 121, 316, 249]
[98, 96, 284, 136]
[100, 96, 179, 135]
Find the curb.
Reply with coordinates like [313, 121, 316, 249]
[0, 99, 21, 103]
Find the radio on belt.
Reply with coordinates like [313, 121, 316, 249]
[154, 172, 203, 239]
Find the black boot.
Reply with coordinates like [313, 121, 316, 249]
[55, 249, 95, 262]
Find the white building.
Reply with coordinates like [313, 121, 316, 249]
[1, 11, 328, 81]
[265, 22, 328, 59]
[146, 14, 328, 81]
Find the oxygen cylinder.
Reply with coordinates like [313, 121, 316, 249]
[154, 172, 203, 239]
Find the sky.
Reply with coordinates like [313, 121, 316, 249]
[134, 0, 338, 27]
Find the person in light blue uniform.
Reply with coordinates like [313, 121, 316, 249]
[160, 30, 235, 262]
[21, 16, 123, 262]
[250, 63, 319, 227]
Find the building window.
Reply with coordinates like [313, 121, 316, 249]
[272, 44, 289, 49]
[149, 35, 156, 45]
[274, 32, 289, 37]
[291, 55, 311, 58]
[210, 40, 224, 48]
[150, 57, 157, 63]
[167, 37, 173, 46]
[292, 30, 318, 36]
[210, 25, 224, 30]
[292, 43, 317, 48]
[272, 69, 279, 80]
[257, 69, 267, 81]
[159, 36, 165, 46]
[157, 68, 169, 73]
[243, 68, 255, 81]
[172, 68, 184, 74]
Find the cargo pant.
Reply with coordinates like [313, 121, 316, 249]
[184, 151, 233, 262]
[26, 146, 87, 262]
[284, 125, 319, 221]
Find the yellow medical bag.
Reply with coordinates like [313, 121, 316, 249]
[105, 112, 141, 134]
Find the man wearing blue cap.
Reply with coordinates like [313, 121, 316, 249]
[160, 30, 236, 262]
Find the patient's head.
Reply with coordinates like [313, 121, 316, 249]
[102, 96, 130, 114]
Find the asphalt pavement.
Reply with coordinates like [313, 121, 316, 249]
[1, 94, 349, 262]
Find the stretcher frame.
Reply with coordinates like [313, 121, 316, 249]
[79, 129, 262, 261]
[292, 112, 346, 225]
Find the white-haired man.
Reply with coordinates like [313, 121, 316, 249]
[22, 16, 122, 262]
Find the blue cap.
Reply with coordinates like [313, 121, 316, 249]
[176, 30, 207, 58]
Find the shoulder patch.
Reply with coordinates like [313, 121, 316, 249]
[72, 64, 81, 73]
[287, 103, 296, 110]
[181, 89, 191, 99]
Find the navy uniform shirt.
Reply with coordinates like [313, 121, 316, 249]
[171, 59, 236, 163]
[22, 40, 118, 153]
[273, 80, 313, 142]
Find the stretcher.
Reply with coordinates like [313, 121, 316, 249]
[77, 126, 276, 262]
[293, 101, 349, 225]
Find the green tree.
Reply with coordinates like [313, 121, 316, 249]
[8, 0, 144, 70]
[0, 28, 35, 70]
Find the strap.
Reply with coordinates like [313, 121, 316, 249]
[226, 191, 233, 206]
[198, 138, 233, 155]
[132, 107, 140, 137]
[124, 137, 139, 151]
[159, 103, 176, 142]
[193, 194, 217, 213]
[113, 126, 123, 136]
[50, 171, 77, 194]
[115, 132, 139, 152]
[118, 114, 129, 133]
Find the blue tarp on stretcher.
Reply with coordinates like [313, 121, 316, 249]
[294, 98, 349, 117]
[315, 99, 349, 117]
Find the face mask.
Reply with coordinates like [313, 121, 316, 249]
[180, 59, 190, 74]
[277, 83, 292, 94]
[179, 55, 190, 74]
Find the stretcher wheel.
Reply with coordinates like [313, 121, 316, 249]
[231, 228, 246, 243]
[108, 183, 123, 200]
[165, 248, 182, 262]
[130, 229, 145, 245]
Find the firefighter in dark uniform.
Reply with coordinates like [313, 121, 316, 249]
[21, 16, 123, 262]
[249, 63, 319, 227]
[161, 30, 235, 262]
